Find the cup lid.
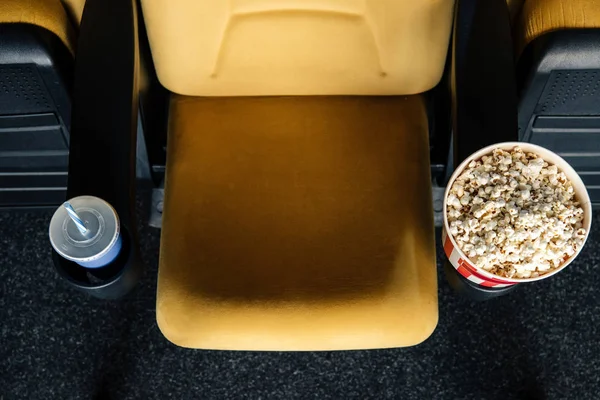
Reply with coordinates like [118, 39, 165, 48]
[49, 196, 120, 263]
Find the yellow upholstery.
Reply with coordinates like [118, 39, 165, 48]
[516, 0, 600, 51]
[60, 0, 85, 26]
[140, 0, 455, 96]
[147, 0, 451, 350]
[158, 95, 438, 350]
[0, 0, 76, 53]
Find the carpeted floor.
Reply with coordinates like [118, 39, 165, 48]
[1, 195, 599, 400]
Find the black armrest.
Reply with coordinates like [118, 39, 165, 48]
[51, 0, 142, 299]
[445, 0, 520, 300]
[451, 0, 519, 166]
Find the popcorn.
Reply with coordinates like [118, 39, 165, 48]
[446, 147, 586, 279]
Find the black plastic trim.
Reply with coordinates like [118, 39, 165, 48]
[447, 0, 519, 300]
[137, 3, 169, 185]
[451, 0, 519, 163]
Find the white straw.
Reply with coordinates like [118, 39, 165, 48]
[63, 202, 88, 235]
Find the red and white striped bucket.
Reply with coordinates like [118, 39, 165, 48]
[441, 228, 516, 287]
[443, 142, 592, 287]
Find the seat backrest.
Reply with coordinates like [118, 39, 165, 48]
[141, 0, 455, 96]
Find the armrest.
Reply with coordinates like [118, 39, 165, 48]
[451, 0, 519, 165]
[445, 0, 520, 301]
[52, 0, 142, 299]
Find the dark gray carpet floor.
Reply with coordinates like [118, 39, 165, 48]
[1, 196, 599, 400]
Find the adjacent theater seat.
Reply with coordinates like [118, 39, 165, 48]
[514, 0, 600, 52]
[0, 0, 82, 207]
[512, 0, 600, 207]
[142, 0, 455, 350]
[0, 0, 76, 52]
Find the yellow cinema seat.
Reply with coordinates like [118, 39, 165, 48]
[509, 0, 600, 205]
[0, 0, 78, 53]
[515, 0, 600, 52]
[0, 0, 85, 206]
[141, 0, 456, 350]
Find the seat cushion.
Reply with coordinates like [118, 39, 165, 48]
[140, 0, 455, 96]
[157, 95, 438, 350]
[0, 0, 76, 53]
[516, 0, 600, 51]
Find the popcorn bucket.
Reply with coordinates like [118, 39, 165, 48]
[443, 142, 592, 287]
